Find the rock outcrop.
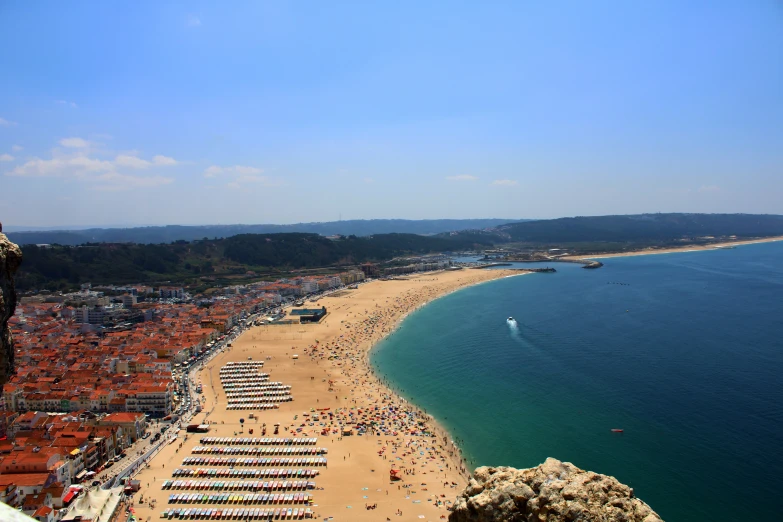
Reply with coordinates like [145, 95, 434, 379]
[450, 458, 663, 522]
[0, 229, 22, 386]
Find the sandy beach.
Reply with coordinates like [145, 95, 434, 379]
[128, 268, 522, 522]
[565, 235, 783, 260]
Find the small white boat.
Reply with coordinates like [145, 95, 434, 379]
[508, 317, 514, 321]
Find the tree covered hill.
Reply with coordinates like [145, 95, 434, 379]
[15, 232, 494, 291]
[494, 213, 783, 243]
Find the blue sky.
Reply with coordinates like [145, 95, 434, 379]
[1, 1, 781, 227]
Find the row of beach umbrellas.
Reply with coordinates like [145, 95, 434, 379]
[162, 479, 316, 492]
[168, 492, 312, 505]
[198, 437, 318, 446]
[172, 468, 320, 478]
[161, 506, 311, 520]
[227, 396, 292, 403]
[223, 380, 284, 390]
[226, 403, 288, 410]
[182, 457, 327, 467]
[225, 388, 290, 396]
[191, 446, 327, 456]
[219, 375, 270, 383]
[226, 390, 291, 398]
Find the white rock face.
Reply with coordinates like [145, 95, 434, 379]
[449, 458, 663, 522]
[0, 500, 36, 521]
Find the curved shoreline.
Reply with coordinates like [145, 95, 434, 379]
[359, 271, 529, 480]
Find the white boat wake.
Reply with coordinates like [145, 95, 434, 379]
[506, 317, 519, 335]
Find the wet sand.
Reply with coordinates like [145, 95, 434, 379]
[129, 268, 522, 522]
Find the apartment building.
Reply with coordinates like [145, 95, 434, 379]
[97, 412, 147, 443]
[124, 382, 172, 418]
[73, 305, 105, 325]
[159, 287, 184, 299]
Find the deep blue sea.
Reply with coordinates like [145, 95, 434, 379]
[371, 242, 783, 521]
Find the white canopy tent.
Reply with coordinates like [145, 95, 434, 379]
[62, 486, 123, 522]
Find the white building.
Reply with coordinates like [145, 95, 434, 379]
[300, 280, 318, 293]
[73, 306, 105, 325]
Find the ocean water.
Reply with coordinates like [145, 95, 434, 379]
[371, 242, 783, 521]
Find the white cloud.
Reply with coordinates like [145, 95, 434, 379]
[0, 154, 14, 162]
[446, 174, 478, 181]
[56, 100, 78, 108]
[152, 155, 177, 166]
[4, 139, 180, 191]
[491, 179, 518, 186]
[698, 185, 720, 193]
[228, 174, 281, 189]
[47, 150, 179, 171]
[11, 145, 22, 152]
[235, 175, 263, 183]
[234, 165, 262, 175]
[115, 154, 151, 169]
[363, 177, 374, 184]
[92, 172, 174, 191]
[238, 174, 278, 184]
[59, 137, 91, 148]
[187, 14, 201, 27]
[8, 156, 113, 178]
[204, 164, 281, 188]
[203, 166, 223, 178]
[204, 165, 262, 178]
[0, 117, 16, 127]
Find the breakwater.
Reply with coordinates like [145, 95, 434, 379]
[472, 263, 557, 273]
[499, 257, 603, 270]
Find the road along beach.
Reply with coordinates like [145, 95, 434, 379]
[129, 268, 523, 522]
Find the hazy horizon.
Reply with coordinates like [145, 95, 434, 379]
[1, 217, 527, 233]
[2, 1, 781, 227]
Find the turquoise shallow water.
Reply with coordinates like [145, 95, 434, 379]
[371, 242, 783, 521]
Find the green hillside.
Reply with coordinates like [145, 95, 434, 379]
[15, 232, 494, 291]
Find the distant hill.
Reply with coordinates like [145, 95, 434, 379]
[6, 219, 522, 246]
[494, 214, 783, 243]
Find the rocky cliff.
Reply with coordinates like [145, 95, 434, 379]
[0, 230, 22, 386]
[449, 458, 663, 522]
